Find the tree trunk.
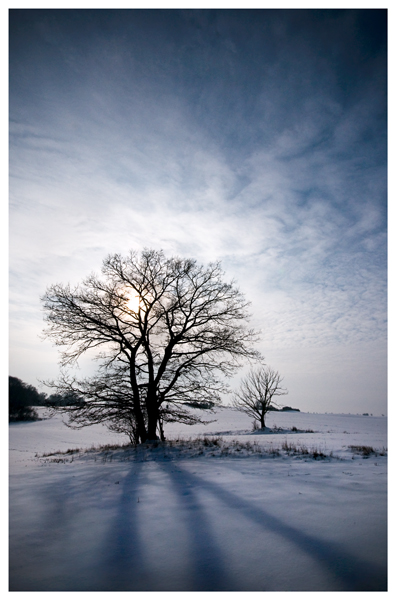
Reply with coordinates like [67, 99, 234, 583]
[147, 414, 159, 440]
[133, 400, 147, 443]
[129, 360, 147, 443]
[260, 413, 265, 429]
[146, 388, 159, 440]
[158, 417, 165, 441]
[136, 418, 147, 443]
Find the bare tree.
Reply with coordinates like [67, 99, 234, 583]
[42, 249, 261, 443]
[232, 366, 288, 429]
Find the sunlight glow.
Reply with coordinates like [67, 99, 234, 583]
[126, 294, 141, 313]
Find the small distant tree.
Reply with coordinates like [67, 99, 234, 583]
[232, 366, 288, 429]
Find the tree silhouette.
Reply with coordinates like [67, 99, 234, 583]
[232, 366, 288, 429]
[42, 249, 261, 442]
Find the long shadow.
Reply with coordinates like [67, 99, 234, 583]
[10, 456, 387, 592]
[96, 459, 150, 591]
[10, 468, 89, 591]
[167, 463, 387, 591]
[10, 461, 150, 592]
[161, 461, 237, 591]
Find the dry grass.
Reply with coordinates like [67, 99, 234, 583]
[37, 435, 340, 463]
[38, 438, 387, 464]
[349, 445, 387, 457]
[281, 440, 330, 459]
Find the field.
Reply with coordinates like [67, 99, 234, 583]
[9, 407, 387, 592]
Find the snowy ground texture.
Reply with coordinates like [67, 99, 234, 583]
[9, 407, 387, 591]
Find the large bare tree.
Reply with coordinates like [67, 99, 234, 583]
[232, 366, 288, 429]
[42, 249, 261, 443]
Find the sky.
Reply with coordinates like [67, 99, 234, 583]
[8, 7, 387, 415]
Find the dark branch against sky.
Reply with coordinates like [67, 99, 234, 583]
[9, 9, 387, 414]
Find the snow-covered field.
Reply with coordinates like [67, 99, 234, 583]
[9, 407, 387, 591]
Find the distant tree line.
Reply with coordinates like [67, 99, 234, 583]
[269, 406, 300, 412]
[9, 376, 83, 422]
[9, 377, 43, 421]
[9, 372, 296, 427]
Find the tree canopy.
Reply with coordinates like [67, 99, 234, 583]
[42, 249, 261, 442]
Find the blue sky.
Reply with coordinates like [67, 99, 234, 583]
[9, 8, 387, 414]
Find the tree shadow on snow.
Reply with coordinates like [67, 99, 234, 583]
[10, 463, 150, 592]
[161, 462, 238, 591]
[161, 463, 386, 592]
[94, 460, 153, 591]
[10, 459, 386, 592]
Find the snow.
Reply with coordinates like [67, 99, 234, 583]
[9, 407, 387, 592]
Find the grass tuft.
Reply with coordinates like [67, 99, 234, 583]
[282, 440, 328, 459]
[348, 445, 387, 457]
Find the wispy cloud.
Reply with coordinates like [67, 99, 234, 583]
[9, 9, 387, 413]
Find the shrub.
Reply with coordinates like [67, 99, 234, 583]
[9, 405, 39, 422]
